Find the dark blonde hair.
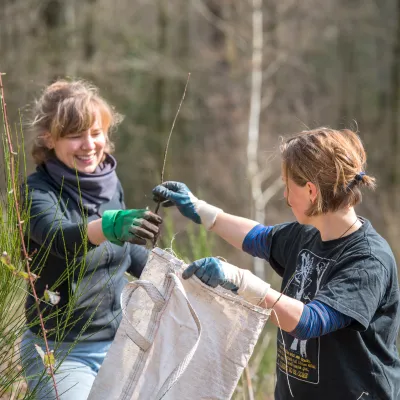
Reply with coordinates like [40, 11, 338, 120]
[281, 128, 376, 216]
[30, 80, 123, 164]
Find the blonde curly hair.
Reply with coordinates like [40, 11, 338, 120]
[30, 80, 123, 164]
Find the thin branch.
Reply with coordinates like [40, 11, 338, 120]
[250, 169, 273, 204]
[0, 72, 60, 398]
[261, 87, 277, 111]
[159, 73, 191, 186]
[262, 54, 286, 83]
[191, 0, 247, 48]
[153, 73, 191, 247]
[257, 176, 284, 209]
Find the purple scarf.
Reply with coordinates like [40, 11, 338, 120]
[44, 154, 118, 214]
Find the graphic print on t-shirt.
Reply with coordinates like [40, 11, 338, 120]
[277, 249, 332, 384]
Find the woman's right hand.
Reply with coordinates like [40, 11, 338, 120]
[152, 181, 222, 230]
[152, 181, 201, 223]
[102, 209, 162, 246]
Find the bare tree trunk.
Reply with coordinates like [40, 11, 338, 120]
[381, 0, 400, 262]
[338, 30, 356, 124]
[65, 0, 77, 77]
[373, 32, 389, 131]
[152, 0, 168, 174]
[389, 0, 400, 204]
[41, 0, 66, 80]
[247, 0, 263, 278]
[1, 0, 14, 55]
[247, 0, 283, 280]
[83, 0, 97, 62]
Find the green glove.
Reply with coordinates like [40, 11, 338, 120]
[102, 209, 162, 246]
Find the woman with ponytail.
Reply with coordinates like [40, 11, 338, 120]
[153, 128, 400, 400]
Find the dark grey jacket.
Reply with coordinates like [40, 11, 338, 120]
[25, 165, 149, 342]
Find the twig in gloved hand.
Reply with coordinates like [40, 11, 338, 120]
[153, 73, 191, 247]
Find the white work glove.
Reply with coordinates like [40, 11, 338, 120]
[182, 257, 270, 306]
[152, 181, 222, 230]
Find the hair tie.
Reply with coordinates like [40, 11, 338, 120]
[355, 172, 366, 182]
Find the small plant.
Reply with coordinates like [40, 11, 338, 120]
[0, 74, 115, 399]
[159, 212, 214, 263]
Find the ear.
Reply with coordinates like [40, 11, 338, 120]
[42, 133, 55, 149]
[306, 181, 318, 203]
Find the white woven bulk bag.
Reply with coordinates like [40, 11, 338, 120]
[88, 248, 270, 400]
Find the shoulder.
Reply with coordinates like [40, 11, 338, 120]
[245, 221, 309, 244]
[27, 166, 56, 191]
[328, 219, 398, 294]
[26, 169, 43, 186]
[271, 221, 317, 241]
[26, 167, 60, 203]
[355, 218, 397, 275]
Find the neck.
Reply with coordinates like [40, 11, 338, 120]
[310, 208, 362, 241]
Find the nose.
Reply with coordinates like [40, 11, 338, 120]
[81, 134, 96, 150]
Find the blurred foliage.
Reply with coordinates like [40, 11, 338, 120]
[159, 212, 214, 263]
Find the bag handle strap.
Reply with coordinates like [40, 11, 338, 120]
[120, 273, 202, 400]
[120, 279, 166, 351]
[154, 273, 202, 400]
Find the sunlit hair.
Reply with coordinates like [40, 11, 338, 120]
[280, 128, 376, 216]
[30, 80, 123, 164]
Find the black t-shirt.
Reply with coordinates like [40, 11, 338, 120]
[243, 218, 400, 400]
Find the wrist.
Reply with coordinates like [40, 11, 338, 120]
[87, 219, 107, 245]
[237, 269, 270, 306]
[220, 261, 269, 306]
[196, 200, 223, 230]
[102, 210, 124, 246]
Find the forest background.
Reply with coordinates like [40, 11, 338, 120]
[1, 0, 400, 398]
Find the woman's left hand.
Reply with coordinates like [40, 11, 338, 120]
[102, 209, 162, 246]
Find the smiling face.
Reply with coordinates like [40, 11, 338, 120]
[47, 111, 107, 173]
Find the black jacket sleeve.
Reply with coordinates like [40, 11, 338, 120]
[27, 188, 94, 258]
